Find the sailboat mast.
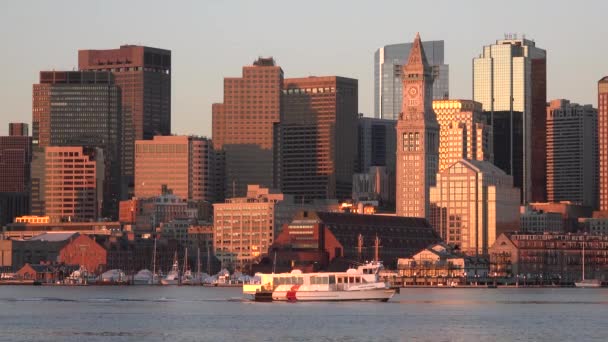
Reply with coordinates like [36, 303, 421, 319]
[582, 241, 585, 281]
[152, 238, 157, 284]
[197, 247, 201, 285]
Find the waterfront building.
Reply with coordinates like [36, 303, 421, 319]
[79, 45, 171, 194]
[0, 123, 31, 226]
[253, 210, 441, 273]
[213, 185, 338, 270]
[527, 202, 593, 233]
[432, 100, 491, 171]
[276, 76, 358, 201]
[2, 221, 121, 240]
[397, 243, 489, 279]
[374, 40, 449, 120]
[429, 159, 520, 255]
[473, 36, 547, 203]
[396, 33, 439, 219]
[42, 146, 104, 223]
[32, 71, 122, 218]
[134, 135, 215, 206]
[578, 216, 608, 235]
[489, 232, 608, 282]
[546, 99, 598, 208]
[187, 224, 214, 256]
[519, 206, 564, 233]
[14, 216, 50, 224]
[212, 58, 283, 198]
[597, 77, 608, 211]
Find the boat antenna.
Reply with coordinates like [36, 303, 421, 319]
[357, 233, 363, 262]
[272, 250, 277, 274]
[374, 235, 380, 263]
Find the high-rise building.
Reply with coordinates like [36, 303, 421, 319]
[212, 58, 283, 198]
[78, 45, 171, 195]
[598, 77, 608, 211]
[43, 146, 104, 223]
[0, 123, 31, 226]
[433, 99, 491, 171]
[473, 36, 547, 204]
[213, 185, 338, 270]
[429, 159, 520, 255]
[134, 135, 215, 204]
[396, 33, 439, 218]
[546, 99, 598, 208]
[375, 40, 449, 120]
[276, 76, 358, 201]
[32, 71, 121, 218]
[357, 116, 396, 173]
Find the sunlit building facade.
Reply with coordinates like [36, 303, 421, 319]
[433, 100, 491, 171]
[546, 99, 598, 208]
[473, 37, 546, 204]
[429, 159, 520, 255]
[375, 40, 449, 120]
[598, 77, 608, 211]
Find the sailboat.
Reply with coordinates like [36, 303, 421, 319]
[161, 252, 180, 285]
[181, 248, 194, 285]
[575, 240, 601, 288]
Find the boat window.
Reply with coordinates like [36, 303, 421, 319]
[297, 277, 304, 285]
[337, 277, 342, 284]
[322, 277, 329, 284]
[329, 275, 336, 284]
[355, 277, 360, 283]
[349, 277, 354, 283]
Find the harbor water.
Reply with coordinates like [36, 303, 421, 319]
[0, 286, 607, 341]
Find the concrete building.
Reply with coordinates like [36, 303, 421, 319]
[213, 185, 338, 270]
[519, 206, 563, 233]
[134, 135, 215, 206]
[433, 100, 491, 171]
[356, 116, 396, 173]
[276, 76, 358, 201]
[490, 232, 608, 282]
[32, 71, 122, 218]
[374, 40, 449, 120]
[429, 159, 520, 255]
[396, 33, 439, 219]
[352, 166, 393, 208]
[2, 221, 121, 241]
[597, 77, 608, 211]
[42, 147, 104, 223]
[0, 123, 32, 226]
[546, 99, 598, 208]
[79, 45, 171, 194]
[579, 217, 608, 235]
[397, 243, 489, 279]
[212, 57, 283, 198]
[253, 210, 441, 273]
[527, 202, 593, 233]
[473, 36, 547, 203]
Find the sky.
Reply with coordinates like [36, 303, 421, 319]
[1, 0, 607, 137]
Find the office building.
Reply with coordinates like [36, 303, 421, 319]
[473, 36, 547, 203]
[429, 159, 520, 255]
[32, 71, 121, 218]
[433, 100, 491, 171]
[212, 58, 283, 198]
[528, 201, 593, 233]
[375, 40, 449, 120]
[546, 99, 598, 208]
[357, 116, 396, 173]
[352, 166, 393, 207]
[396, 33, 439, 218]
[79, 45, 171, 194]
[43, 146, 104, 223]
[598, 77, 608, 211]
[134, 135, 214, 204]
[277, 76, 358, 201]
[519, 206, 564, 233]
[9, 123, 28, 137]
[0, 123, 32, 226]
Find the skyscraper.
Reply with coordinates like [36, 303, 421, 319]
[396, 33, 439, 218]
[597, 77, 608, 211]
[79, 45, 171, 195]
[134, 135, 215, 203]
[212, 57, 283, 198]
[32, 71, 121, 218]
[277, 76, 358, 201]
[357, 116, 396, 173]
[0, 123, 31, 226]
[473, 36, 547, 204]
[433, 99, 491, 171]
[546, 100, 598, 208]
[375, 40, 448, 120]
[430, 160, 521, 255]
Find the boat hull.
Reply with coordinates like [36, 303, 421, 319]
[261, 288, 396, 302]
[160, 279, 179, 285]
[575, 281, 602, 288]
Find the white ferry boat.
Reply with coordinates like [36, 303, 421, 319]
[243, 262, 396, 302]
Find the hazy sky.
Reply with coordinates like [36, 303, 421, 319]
[1, 0, 607, 137]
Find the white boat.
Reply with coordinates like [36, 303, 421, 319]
[134, 269, 156, 285]
[575, 242, 602, 288]
[243, 262, 396, 302]
[100, 269, 126, 283]
[161, 253, 180, 285]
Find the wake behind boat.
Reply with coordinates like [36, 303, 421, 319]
[243, 262, 395, 302]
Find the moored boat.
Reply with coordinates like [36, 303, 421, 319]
[161, 253, 180, 285]
[243, 262, 396, 302]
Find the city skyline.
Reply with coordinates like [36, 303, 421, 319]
[1, 1, 608, 137]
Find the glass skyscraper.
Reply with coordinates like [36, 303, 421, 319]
[374, 40, 449, 120]
[473, 36, 547, 204]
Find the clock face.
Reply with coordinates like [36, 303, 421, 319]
[408, 86, 418, 98]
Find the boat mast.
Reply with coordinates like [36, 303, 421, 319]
[183, 248, 188, 278]
[357, 233, 363, 262]
[197, 247, 201, 285]
[152, 238, 157, 284]
[582, 240, 585, 281]
[374, 235, 380, 263]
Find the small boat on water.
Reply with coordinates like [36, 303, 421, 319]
[161, 253, 180, 285]
[243, 262, 396, 302]
[133, 269, 158, 285]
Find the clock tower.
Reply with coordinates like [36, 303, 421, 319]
[396, 33, 439, 218]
